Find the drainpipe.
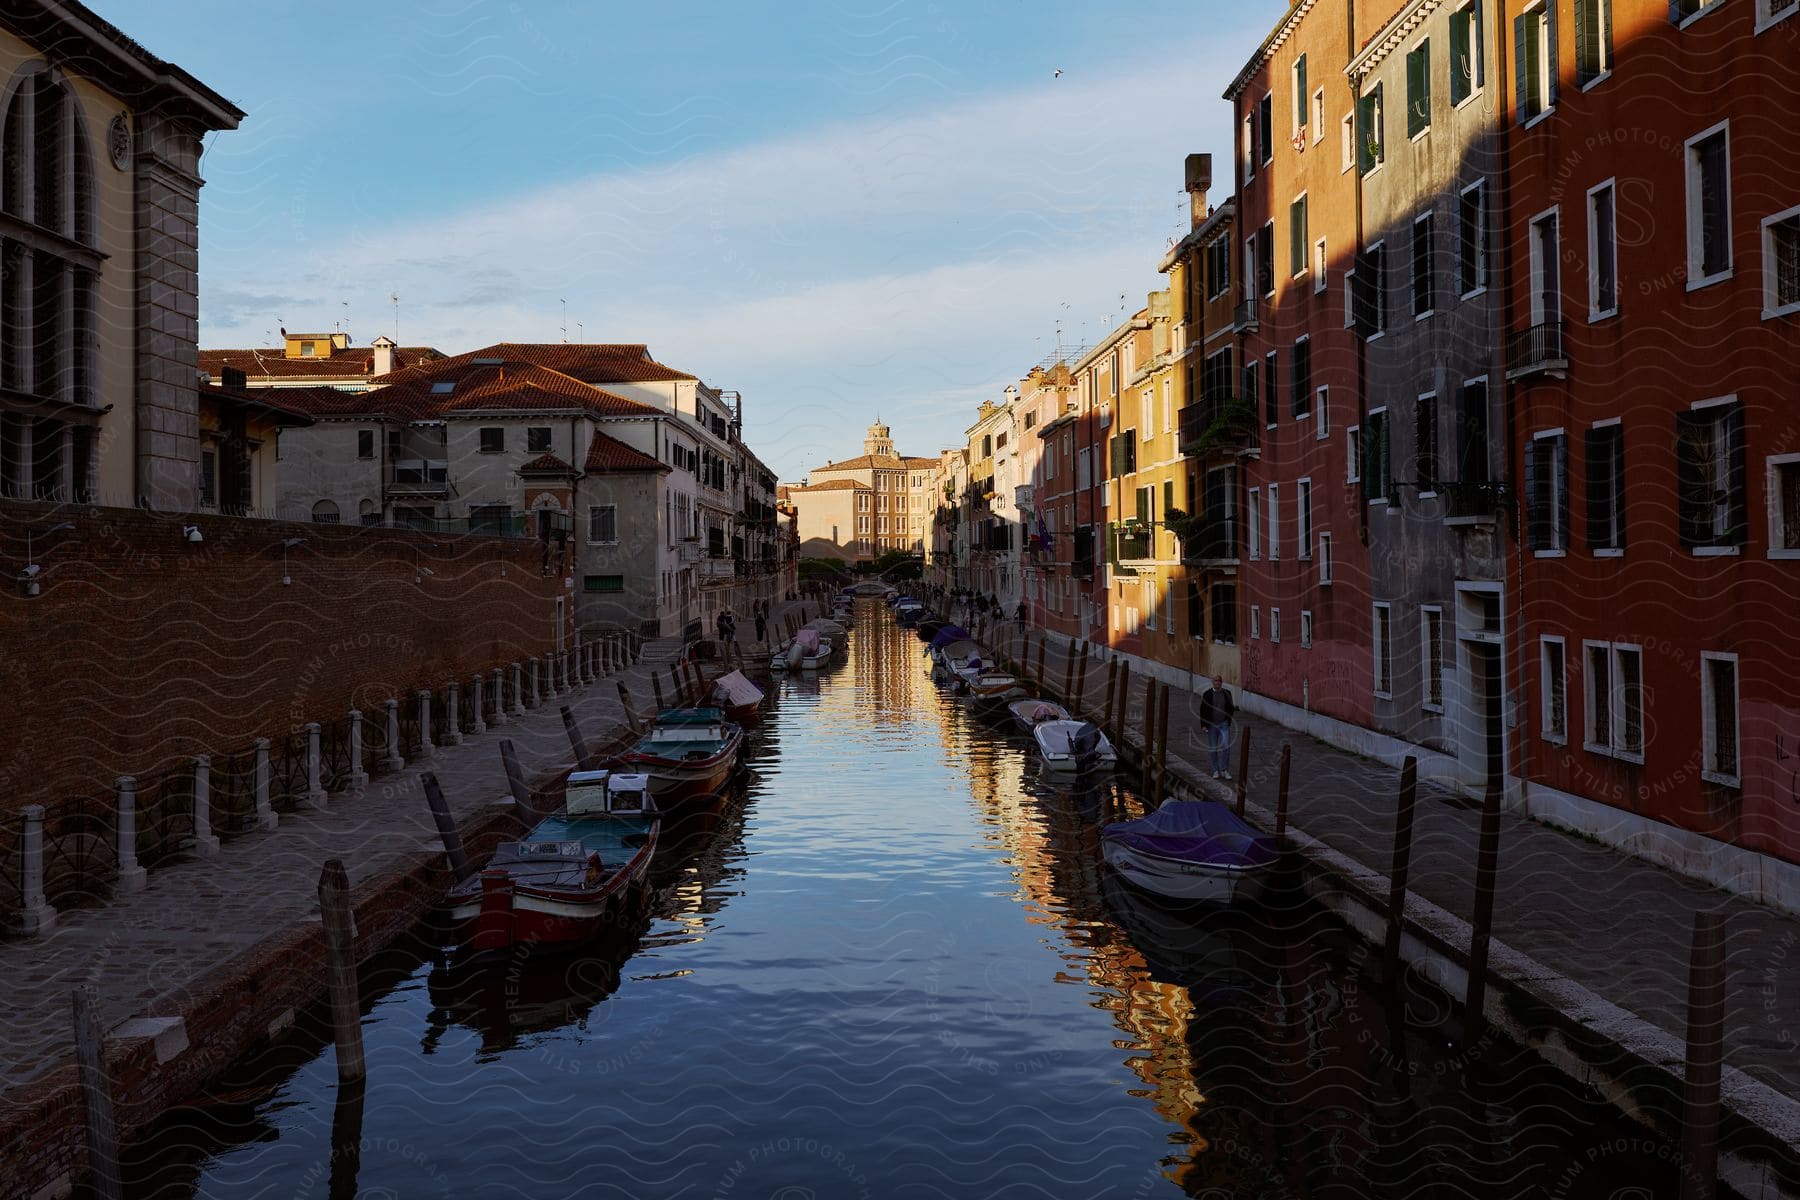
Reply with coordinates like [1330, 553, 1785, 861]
[1493, 0, 1529, 806]
[1352, 60, 1370, 552]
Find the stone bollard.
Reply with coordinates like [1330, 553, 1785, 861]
[511, 662, 526, 717]
[445, 681, 464, 746]
[545, 651, 559, 698]
[381, 700, 405, 773]
[18, 804, 56, 934]
[417, 689, 435, 758]
[191, 755, 221, 857]
[562, 649, 574, 692]
[115, 776, 148, 892]
[253, 738, 279, 831]
[527, 659, 540, 709]
[470, 674, 487, 736]
[346, 710, 370, 791]
[302, 722, 329, 810]
[491, 667, 509, 726]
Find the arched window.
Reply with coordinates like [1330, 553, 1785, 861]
[311, 499, 341, 524]
[358, 498, 378, 526]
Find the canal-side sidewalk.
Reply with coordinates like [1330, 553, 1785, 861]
[0, 603, 809, 1106]
[993, 628, 1800, 1167]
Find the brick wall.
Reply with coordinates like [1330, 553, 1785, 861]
[0, 500, 568, 812]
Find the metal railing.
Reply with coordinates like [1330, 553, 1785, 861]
[1234, 297, 1259, 330]
[1507, 321, 1567, 376]
[1443, 480, 1510, 520]
[1179, 515, 1241, 564]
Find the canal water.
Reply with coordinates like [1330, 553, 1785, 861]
[127, 601, 1707, 1199]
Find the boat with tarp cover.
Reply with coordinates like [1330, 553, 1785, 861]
[1100, 799, 1278, 903]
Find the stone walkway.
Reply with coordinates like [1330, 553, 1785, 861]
[0, 603, 811, 1105]
[1003, 628, 1800, 1105]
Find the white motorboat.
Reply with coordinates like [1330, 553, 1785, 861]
[1100, 800, 1278, 904]
[1032, 720, 1118, 774]
[1007, 698, 1071, 733]
[770, 627, 832, 672]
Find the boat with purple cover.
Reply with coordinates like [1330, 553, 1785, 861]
[1100, 799, 1278, 903]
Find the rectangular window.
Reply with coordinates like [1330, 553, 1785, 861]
[527, 427, 552, 453]
[1457, 379, 1491, 486]
[1259, 92, 1274, 164]
[1243, 358, 1260, 424]
[1576, 0, 1614, 84]
[1244, 111, 1258, 181]
[1686, 123, 1732, 283]
[1541, 638, 1568, 742]
[1354, 242, 1387, 335]
[1316, 386, 1330, 439]
[1319, 531, 1334, 584]
[1268, 483, 1281, 559]
[1584, 641, 1645, 758]
[1300, 610, 1314, 647]
[199, 450, 216, 506]
[1292, 338, 1312, 418]
[1293, 54, 1309, 134]
[1530, 209, 1561, 325]
[1298, 478, 1314, 556]
[1617, 646, 1644, 756]
[1251, 605, 1261, 640]
[1271, 607, 1282, 644]
[1258, 222, 1276, 296]
[1589, 180, 1619, 317]
[357, 430, 374, 460]
[1416, 394, 1439, 491]
[1291, 195, 1309, 276]
[1516, 2, 1558, 123]
[1763, 206, 1800, 317]
[1357, 82, 1385, 174]
[1412, 212, 1436, 317]
[1248, 487, 1262, 558]
[1421, 606, 1445, 710]
[1771, 456, 1800, 554]
[1586, 642, 1612, 750]
[584, 575, 625, 593]
[1373, 604, 1393, 697]
[1450, 0, 1485, 105]
[1586, 423, 1626, 551]
[588, 504, 617, 543]
[1212, 583, 1238, 644]
[1406, 39, 1432, 137]
[479, 427, 504, 453]
[1757, 0, 1796, 27]
[1526, 430, 1569, 551]
[1314, 236, 1329, 293]
[1313, 88, 1326, 142]
[1677, 399, 1746, 548]
[1341, 112, 1355, 174]
[1672, 0, 1725, 23]
[1459, 181, 1488, 295]
[1702, 653, 1740, 784]
[1347, 425, 1363, 483]
[1264, 351, 1280, 427]
[1363, 409, 1392, 503]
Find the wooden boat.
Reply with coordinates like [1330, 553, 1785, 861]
[770, 627, 831, 671]
[1032, 719, 1118, 773]
[962, 670, 1026, 702]
[1007, 698, 1071, 733]
[709, 669, 765, 723]
[443, 770, 657, 954]
[615, 707, 744, 803]
[1100, 799, 1278, 904]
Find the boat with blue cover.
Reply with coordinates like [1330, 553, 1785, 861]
[615, 706, 744, 804]
[1101, 799, 1278, 903]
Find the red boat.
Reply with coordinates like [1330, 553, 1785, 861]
[615, 707, 745, 809]
[443, 771, 657, 954]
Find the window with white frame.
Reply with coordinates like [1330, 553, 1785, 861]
[1529, 209, 1561, 325]
[1526, 429, 1568, 552]
[1163, 378, 1174, 433]
[1248, 487, 1262, 558]
[1357, 82, 1385, 175]
[1143, 578, 1157, 631]
[1759, 0, 1800, 29]
[588, 504, 618, 544]
[1291, 194, 1310, 277]
[1459, 180, 1488, 296]
[1271, 608, 1283, 643]
[1251, 605, 1261, 639]
[1587, 421, 1626, 552]
[1701, 652, 1740, 784]
[1373, 604, 1393, 697]
[1298, 478, 1313, 556]
[1268, 483, 1281, 559]
[1585, 640, 1645, 758]
[1293, 54, 1309, 136]
[1677, 397, 1745, 550]
[1769, 454, 1800, 556]
[1413, 212, 1436, 318]
[1405, 38, 1432, 137]
[1243, 111, 1257, 181]
[1517, 2, 1557, 123]
[1319, 531, 1334, 584]
[1316, 386, 1330, 439]
[1300, 610, 1314, 647]
[1686, 122, 1732, 286]
[1340, 111, 1355, 174]
[1540, 637, 1567, 742]
[1346, 424, 1362, 483]
[1142, 390, 1154, 442]
[1575, 0, 1613, 85]
[1421, 606, 1445, 711]
[1449, 0, 1485, 104]
[1313, 88, 1326, 142]
[1259, 92, 1274, 165]
[1672, 0, 1725, 23]
[1314, 236, 1329, 293]
[1761, 205, 1800, 318]
[1589, 179, 1619, 318]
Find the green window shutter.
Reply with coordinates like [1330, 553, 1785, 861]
[1726, 403, 1747, 545]
[1675, 411, 1705, 546]
[1450, 7, 1472, 104]
[1545, 7, 1559, 107]
[1602, 0, 1613, 64]
[1574, 0, 1591, 82]
[1297, 55, 1308, 119]
[1515, 13, 1531, 121]
[1357, 91, 1377, 173]
[1291, 197, 1307, 275]
[1585, 428, 1610, 549]
[1407, 45, 1430, 137]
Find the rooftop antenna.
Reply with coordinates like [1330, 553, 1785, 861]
[340, 299, 349, 338]
[576, 322, 583, 343]
[560, 298, 567, 343]
[390, 292, 400, 342]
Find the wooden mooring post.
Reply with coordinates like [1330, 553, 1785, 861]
[651, 672, 666, 710]
[1462, 782, 1505, 1053]
[1034, 635, 1046, 688]
[1102, 659, 1119, 730]
[1233, 725, 1251, 816]
[498, 739, 535, 823]
[1112, 659, 1130, 744]
[317, 859, 367, 1083]
[560, 706, 596, 772]
[422, 772, 472, 881]
[1140, 678, 1158, 796]
[1061, 641, 1076, 704]
[1274, 743, 1292, 838]
[618, 683, 641, 735]
[1075, 645, 1091, 716]
[72, 985, 122, 1200]
[1154, 684, 1171, 804]
[1679, 909, 1727, 1200]
[1381, 757, 1420, 988]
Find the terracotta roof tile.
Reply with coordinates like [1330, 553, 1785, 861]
[379, 361, 662, 420]
[517, 452, 576, 474]
[790, 479, 868, 491]
[585, 432, 668, 473]
[379, 342, 697, 387]
[198, 346, 445, 381]
[813, 452, 934, 472]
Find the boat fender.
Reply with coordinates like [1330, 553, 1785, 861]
[585, 852, 604, 885]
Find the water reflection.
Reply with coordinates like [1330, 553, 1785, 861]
[125, 600, 1707, 1199]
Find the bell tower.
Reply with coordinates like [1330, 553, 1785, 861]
[863, 420, 895, 458]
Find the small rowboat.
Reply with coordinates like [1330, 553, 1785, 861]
[771, 627, 831, 671]
[1032, 719, 1118, 774]
[1008, 698, 1071, 733]
[443, 770, 657, 954]
[962, 670, 1025, 701]
[614, 707, 744, 806]
[709, 669, 765, 723]
[1101, 800, 1278, 904]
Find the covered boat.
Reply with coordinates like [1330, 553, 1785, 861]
[710, 669, 765, 723]
[1032, 719, 1118, 774]
[1100, 800, 1278, 904]
[1007, 698, 1071, 733]
[615, 707, 744, 803]
[961, 671, 1025, 702]
[443, 770, 657, 954]
[770, 626, 831, 671]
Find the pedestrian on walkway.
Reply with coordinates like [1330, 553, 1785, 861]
[1200, 674, 1235, 780]
[1015, 601, 1026, 623]
[717, 609, 736, 647]
[754, 610, 768, 643]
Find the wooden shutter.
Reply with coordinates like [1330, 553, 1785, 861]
[1726, 403, 1747, 545]
[1450, 7, 1472, 104]
[1545, 6, 1559, 108]
[1357, 90, 1377, 172]
[1265, 352, 1279, 427]
[1556, 437, 1570, 550]
[1525, 439, 1548, 548]
[1675, 410, 1706, 546]
[1585, 428, 1609, 549]
[1574, 0, 1590, 82]
[1407, 45, 1430, 137]
[1514, 13, 1530, 121]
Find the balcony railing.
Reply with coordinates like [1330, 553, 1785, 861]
[1234, 297, 1258, 331]
[1110, 524, 1152, 564]
[1507, 321, 1568, 378]
[1442, 480, 1510, 521]
[1178, 515, 1239, 565]
[1178, 400, 1258, 457]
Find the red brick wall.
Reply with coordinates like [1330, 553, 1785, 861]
[0, 501, 568, 812]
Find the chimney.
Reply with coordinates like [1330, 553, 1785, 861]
[1184, 153, 1213, 230]
[220, 365, 247, 390]
[371, 335, 397, 377]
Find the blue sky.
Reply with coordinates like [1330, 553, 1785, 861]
[102, 1, 1285, 480]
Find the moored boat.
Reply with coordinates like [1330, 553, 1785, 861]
[961, 670, 1026, 703]
[614, 706, 744, 804]
[710, 669, 765, 723]
[1100, 799, 1278, 904]
[1007, 698, 1071, 733]
[770, 627, 831, 671]
[1032, 719, 1118, 774]
[442, 770, 658, 954]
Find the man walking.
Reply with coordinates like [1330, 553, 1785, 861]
[754, 607, 768, 644]
[1199, 674, 1235, 780]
